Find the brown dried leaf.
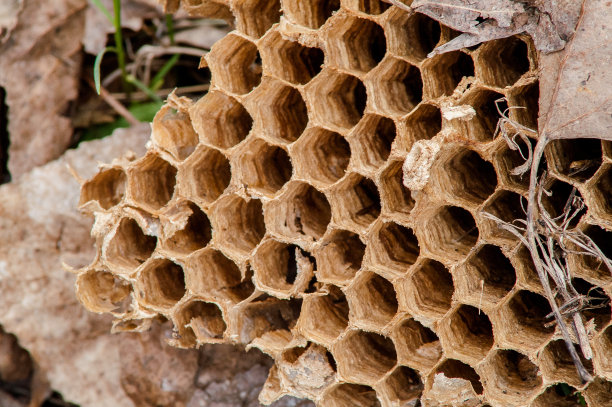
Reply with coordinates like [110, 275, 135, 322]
[0, 0, 23, 44]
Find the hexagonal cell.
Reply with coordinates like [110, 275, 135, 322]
[185, 248, 253, 303]
[328, 173, 380, 234]
[162, 203, 211, 255]
[391, 318, 442, 371]
[306, 69, 367, 130]
[76, 269, 131, 313]
[539, 339, 594, 388]
[422, 51, 474, 98]
[433, 359, 483, 395]
[326, 14, 386, 73]
[232, 0, 280, 38]
[181, 0, 232, 19]
[207, 33, 261, 94]
[211, 195, 265, 257]
[457, 89, 507, 142]
[189, 91, 253, 149]
[252, 239, 315, 297]
[260, 30, 323, 84]
[290, 128, 350, 186]
[180, 146, 231, 205]
[174, 300, 226, 346]
[513, 244, 542, 293]
[347, 271, 398, 330]
[455, 245, 516, 307]
[546, 138, 603, 183]
[398, 259, 453, 318]
[234, 138, 292, 195]
[496, 290, 554, 350]
[136, 259, 186, 310]
[481, 189, 527, 242]
[477, 36, 531, 88]
[507, 81, 539, 130]
[574, 224, 612, 285]
[334, 329, 397, 385]
[314, 229, 365, 285]
[531, 384, 585, 407]
[367, 221, 420, 276]
[349, 114, 395, 173]
[439, 305, 494, 364]
[282, 0, 340, 29]
[320, 383, 380, 407]
[151, 105, 198, 161]
[420, 205, 479, 261]
[571, 277, 611, 331]
[296, 285, 349, 345]
[251, 79, 308, 143]
[591, 164, 612, 219]
[594, 325, 612, 376]
[105, 217, 157, 272]
[378, 160, 415, 220]
[377, 366, 423, 405]
[264, 181, 331, 242]
[80, 168, 126, 210]
[237, 296, 302, 343]
[480, 349, 542, 403]
[395, 103, 441, 152]
[385, 9, 441, 62]
[540, 179, 586, 228]
[128, 153, 177, 211]
[367, 57, 423, 116]
[433, 147, 497, 205]
[494, 135, 537, 191]
[585, 377, 612, 407]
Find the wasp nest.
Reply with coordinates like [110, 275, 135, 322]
[75, 0, 612, 405]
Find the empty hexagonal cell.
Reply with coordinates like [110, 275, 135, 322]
[546, 138, 603, 183]
[496, 290, 554, 350]
[507, 81, 539, 131]
[385, 9, 441, 62]
[349, 114, 395, 172]
[207, 34, 261, 94]
[347, 271, 398, 330]
[291, 128, 350, 186]
[328, 173, 380, 233]
[591, 164, 612, 219]
[368, 57, 423, 116]
[76, 269, 131, 313]
[314, 229, 365, 285]
[391, 318, 442, 371]
[151, 105, 198, 161]
[378, 160, 415, 220]
[235, 138, 292, 195]
[282, 0, 340, 29]
[128, 153, 177, 211]
[481, 189, 527, 242]
[320, 383, 380, 407]
[539, 339, 594, 388]
[398, 259, 453, 318]
[334, 329, 397, 385]
[477, 36, 531, 88]
[494, 135, 537, 190]
[367, 221, 419, 276]
[237, 296, 302, 343]
[480, 349, 542, 403]
[571, 278, 611, 331]
[136, 259, 186, 310]
[211, 195, 265, 257]
[180, 146, 230, 205]
[251, 79, 308, 143]
[422, 51, 474, 98]
[574, 224, 612, 284]
[162, 203, 211, 255]
[540, 179, 585, 227]
[232, 0, 280, 38]
[296, 285, 349, 345]
[326, 14, 386, 73]
[79, 168, 126, 210]
[585, 377, 612, 407]
[265, 181, 331, 242]
[190, 91, 253, 149]
[439, 305, 494, 364]
[185, 248, 253, 303]
[252, 239, 315, 297]
[377, 366, 423, 405]
[433, 359, 483, 395]
[260, 30, 323, 84]
[174, 300, 226, 346]
[105, 217, 157, 272]
[396, 103, 441, 152]
[306, 70, 367, 130]
[420, 205, 479, 261]
[457, 89, 507, 142]
[594, 325, 612, 376]
[455, 245, 516, 307]
[433, 147, 497, 205]
[531, 384, 585, 407]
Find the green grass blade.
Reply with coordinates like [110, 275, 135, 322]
[150, 53, 180, 91]
[89, 0, 114, 25]
[94, 46, 117, 94]
[126, 75, 163, 103]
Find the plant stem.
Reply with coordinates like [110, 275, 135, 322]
[113, 0, 130, 97]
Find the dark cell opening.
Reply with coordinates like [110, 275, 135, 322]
[0, 87, 9, 184]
